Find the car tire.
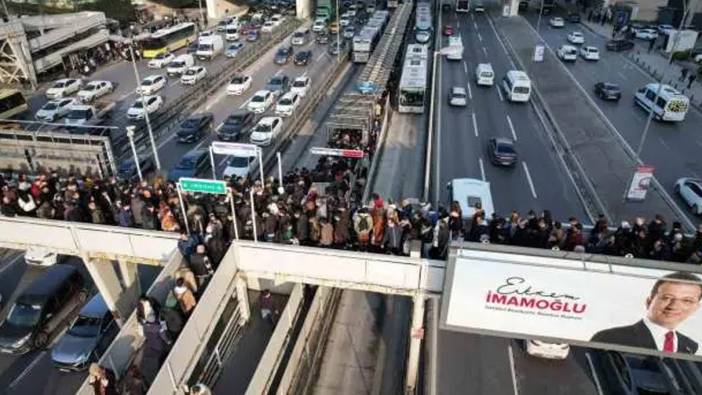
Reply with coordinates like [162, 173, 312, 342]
[34, 331, 49, 349]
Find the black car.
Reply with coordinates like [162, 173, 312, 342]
[598, 352, 674, 395]
[117, 156, 155, 181]
[594, 82, 622, 101]
[177, 113, 214, 143]
[167, 148, 211, 182]
[606, 39, 635, 51]
[487, 137, 518, 167]
[567, 13, 581, 23]
[274, 46, 293, 65]
[294, 50, 312, 66]
[316, 30, 330, 44]
[218, 111, 255, 141]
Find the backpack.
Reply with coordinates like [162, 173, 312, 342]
[358, 216, 370, 232]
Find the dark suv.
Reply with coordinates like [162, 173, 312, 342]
[606, 39, 635, 51]
[218, 111, 255, 141]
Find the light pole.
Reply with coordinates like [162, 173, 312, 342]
[536, 0, 545, 34]
[198, 0, 206, 30]
[127, 40, 161, 171]
[126, 126, 143, 182]
[336, 0, 340, 63]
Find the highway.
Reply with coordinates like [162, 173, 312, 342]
[436, 10, 590, 222]
[522, 10, 702, 227]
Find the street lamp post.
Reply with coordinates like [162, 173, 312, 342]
[336, 0, 340, 63]
[126, 126, 143, 182]
[127, 42, 161, 171]
[198, 0, 206, 30]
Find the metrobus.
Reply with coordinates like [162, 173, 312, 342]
[352, 27, 380, 63]
[0, 89, 29, 120]
[142, 22, 197, 58]
[456, 0, 470, 12]
[398, 56, 428, 113]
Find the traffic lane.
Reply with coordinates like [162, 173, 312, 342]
[436, 331, 515, 395]
[510, 340, 601, 395]
[0, 256, 93, 389]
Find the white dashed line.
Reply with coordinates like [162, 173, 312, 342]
[466, 82, 472, 100]
[617, 71, 628, 81]
[496, 84, 504, 101]
[477, 32, 483, 42]
[479, 157, 486, 181]
[239, 99, 251, 109]
[522, 161, 538, 199]
[315, 52, 325, 62]
[482, 46, 488, 56]
[9, 351, 46, 389]
[472, 112, 478, 137]
[586, 352, 604, 395]
[506, 115, 517, 141]
[463, 61, 468, 74]
[508, 344, 519, 395]
[457, 19, 461, 28]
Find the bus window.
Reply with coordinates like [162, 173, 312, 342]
[0, 90, 29, 119]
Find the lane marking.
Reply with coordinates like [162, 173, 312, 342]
[482, 46, 488, 56]
[522, 161, 538, 199]
[457, 19, 461, 28]
[487, 16, 515, 67]
[496, 84, 504, 101]
[507, 115, 517, 141]
[0, 253, 23, 276]
[466, 82, 472, 100]
[9, 351, 46, 389]
[479, 157, 486, 181]
[473, 21, 478, 30]
[275, 69, 283, 76]
[463, 61, 468, 74]
[617, 71, 628, 81]
[472, 112, 478, 137]
[477, 32, 483, 42]
[315, 52, 325, 62]
[239, 99, 251, 109]
[215, 122, 224, 132]
[658, 137, 671, 152]
[586, 352, 604, 395]
[508, 344, 519, 395]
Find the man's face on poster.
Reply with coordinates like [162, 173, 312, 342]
[646, 281, 702, 330]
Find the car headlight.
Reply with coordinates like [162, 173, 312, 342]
[13, 334, 31, 347]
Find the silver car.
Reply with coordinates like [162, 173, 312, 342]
[51, 294, 116, 371]
[675, 178, 702, 215]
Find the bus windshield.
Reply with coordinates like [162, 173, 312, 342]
[0, 90, 28, 119]
[399, 89, 424, 106]
[143, 37, 166, 50]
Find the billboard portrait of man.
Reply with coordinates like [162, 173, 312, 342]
[590, 271, 702, 354]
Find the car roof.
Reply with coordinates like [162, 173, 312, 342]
[294, 76, 309, 82]
[492, 137, 514, 145]
[144, 75, 162, 80]
[187, 112, 212, 121]
[79, 294, 108, 318]
[452, 86, 466, 93]
[254, 89, 271, 96]
[281, 91, 298, 99]
[183, 148, 208, 159]
[18, 265, 80, 305]
[259, 116, 281, 125]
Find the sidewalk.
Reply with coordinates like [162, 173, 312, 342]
[579, 16, 702, 110]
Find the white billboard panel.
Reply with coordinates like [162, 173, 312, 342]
[441, 250, 702, 360]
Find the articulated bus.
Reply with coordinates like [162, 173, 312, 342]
[456, 0, 470, 12]
[398, 46, 429, 113]
[142, 22, 197, 58]
[0, 89, 29, 120]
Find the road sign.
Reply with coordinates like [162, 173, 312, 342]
[179, 178, 228, 195]
[310, 147, 364, 159]
[211, 141, 259, 156]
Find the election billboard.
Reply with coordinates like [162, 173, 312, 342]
[440, 248, 702, 360]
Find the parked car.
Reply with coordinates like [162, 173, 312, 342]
[0, 265, 86, 354]
[250, 116, 283, 146]
[567, 31, 585, 44]
[227, 75, 253, 95]
[117, 156, 155, 181]
[473, 1, 485, 12]
[180, 66, 207, 85]
[226, 41, 245, 58]
[46, 78, 82, 99]
[657, 24, 675, 34]
[265, 75, 290, 97]
[594, 82, 622, 101]
[580, 46, 600, 60]
[675, 178, 702, 215]
[294, 50, 312, 66]
[526, 340, 570, 359]
[247, 90, 274, 113]
[51, 294, 117, 371]
[218, 111, 255, 141]
[176, 113, 214, 143]
[126, 95, 163, 121]
[136, 75, 167, 95]
[274, 46, 294, 65]
[449, 86, 468, 106]
[549, 17, 564, 28]
[167, 148, 211, 181]
[290, 76, 311, 97]
[487, 137, 518, 167]
[35, 98, 76, 122]
[147, 52, 175, 69]
[606, 39, 634, 51]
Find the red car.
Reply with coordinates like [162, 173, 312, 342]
[443, 25, 454, 36]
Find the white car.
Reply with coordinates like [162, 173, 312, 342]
[77, 80, 113, 103]
[675, 178, 702, 215]
[526, 340, 570, 360]
[275, 92, 301, 117]
[46, 78, 82, 99]
[25, 248, 63, 266]
[549, 17, 565, 28]
[223, 155, 258, 178]
[261, 21, 276, 32]
[271, 14, 284, 26]
[567, 31, 585, 44]
[449, 86, 468, 106]
[137, 75, 167, 95]
[198, 30, 215, 41]
[126, 95, 163, 120]
[180, 66, 207, 85]
[340, 17, 351, 27]
[312, 19, 326, 33]
[250, 116, 283, 146]
[35, 98, 76, 122]
[290, 76, 311, 97]
[247, 90, 274, 113]
[148, 52, 176, 69]
[227, 75, 252, 95]
[657, 24, 675, 35]
[557, 45, 578, 62]
[635, 28, 658, 40]
[580, 46, 600, 60]
[343, 26, 355, 39]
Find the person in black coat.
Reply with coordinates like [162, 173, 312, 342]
[590, 272, 701, 354]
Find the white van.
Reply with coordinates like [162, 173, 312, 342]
[166, 54, 195, 76]
[196, 35, 224, 60]
[444, 36, 463, 61]
[475, 63, 494, 86]
[501, 70, 531, 102]
[634, 83, 689, 122]
[225, 24, 239, 41]
[448, 178, 495, 220]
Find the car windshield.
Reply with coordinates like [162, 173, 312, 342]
[279, 98, 292, 105]
[142, 79, 153, 86]
[53, 81, 66, 88]
[85, 84, 98, 91]
[228, 156, 250, 167]
[453, 91, 466, 98]
[181, 118, 201, 128]
[68, 316, 101, 337]
[232, 77, 245, 84]
[252, 94, 265, 103]
[185, 69, 198, 75]
[497, 144, 516, 154]
[277, 49, 288, 56]
[170, 61, 185, 68]
[67, 109, 90, 120]
[6, 303, 42, 327]
[256, 123, 272, 132]
[42, 102, 57, 110]
[293, 80, 306, 87]
[226, 116, 243, 125]
[198, 44, 213, 51]
[176, 158, 195, 169]
[156, 53, 169, 60]
[133, 100, 145, 109]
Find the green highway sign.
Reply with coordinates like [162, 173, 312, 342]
[179, 178, 227, 195]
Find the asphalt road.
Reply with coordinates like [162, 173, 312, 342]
[436, 10, 589, 222]
[522, 10, 702, 227]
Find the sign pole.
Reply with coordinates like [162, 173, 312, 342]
[277, 151, 283, 186]
[258, 148, 265, 187]
[249, 188, 258, 242]
[209, 146, 217, 180]
[176, 183, 191, 235]
[229, 191, 239, 240]
[126, 126, 142, 182]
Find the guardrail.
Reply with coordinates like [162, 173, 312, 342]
[245, 283, 305, 394]
[76, 249, 184, 395]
